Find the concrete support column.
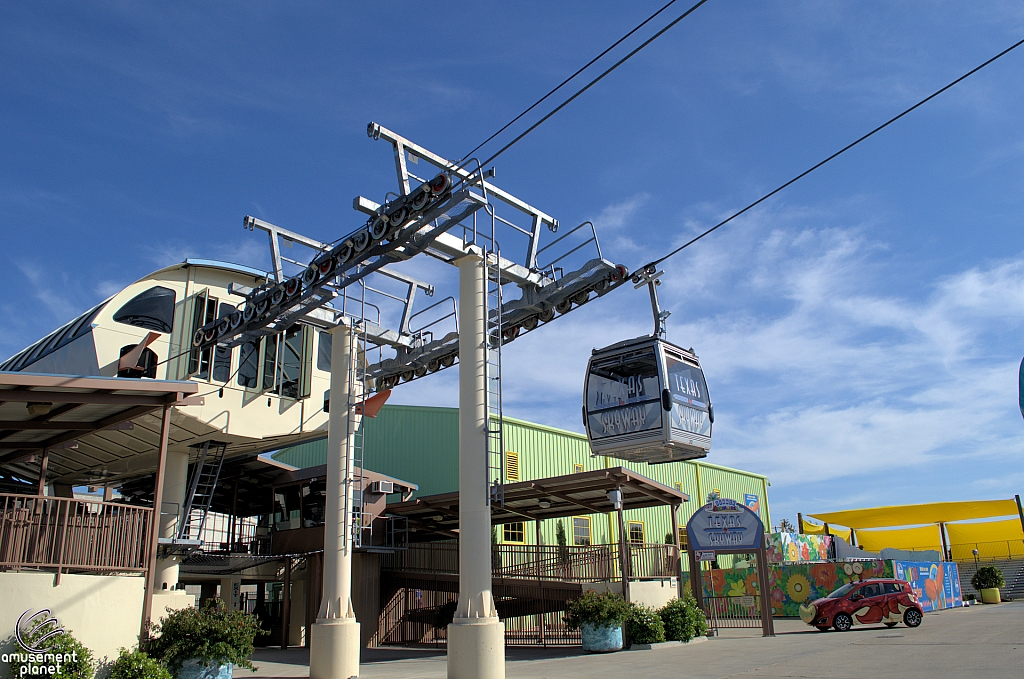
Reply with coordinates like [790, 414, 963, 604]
[154, 448, 189, 590]
[310, 322, 361, 679]
[219, 575, 242, 611]
[447, 251, 504, 679]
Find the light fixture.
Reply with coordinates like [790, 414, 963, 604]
[538, 500, 551, 509]
[27, 402, 51, 416]
[607, 489, 622, 510]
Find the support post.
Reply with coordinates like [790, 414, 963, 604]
[687, 546, 702, 609]
[310, 322, 361, 679]
[797, 513, 804, 534]
[36, 452, 49, 496]
[282, 557, 292, 649]
[939, 522, 950, 561]
[755, 547, 775, 637]
[447, 251, 504, 679]
[615, 486, 630, 603]
[141, 404, 172, 637]
[669, 503, 683, 599]
[1016, 494, 1024, 533]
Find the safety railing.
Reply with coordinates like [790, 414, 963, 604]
[950, 540, 1024, 563]
[0, 493, 152, 575]
[382, 541, 680, 583]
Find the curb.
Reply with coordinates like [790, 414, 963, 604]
[628, 637, 708, 651]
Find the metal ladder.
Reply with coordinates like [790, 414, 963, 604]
[485, 247, 505, 507]
[342, 273, 369, 548]
[177, 440, 227, 541]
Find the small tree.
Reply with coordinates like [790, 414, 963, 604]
[659, 591, 708, 642]
[108, 648, 172, 679]
[971, 566, 1005, 591]
[778, 518, 796, 533]
[626, 603, 666, 644]
[143, 599, 266, 674]
[8, 627, 95, 679]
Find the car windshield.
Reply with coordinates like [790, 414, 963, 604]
[827, 583, 856, 599]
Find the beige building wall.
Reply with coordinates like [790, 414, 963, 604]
[0, 572, 145, 678]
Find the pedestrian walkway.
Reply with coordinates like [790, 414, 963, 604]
[251, 601, 1023, 679]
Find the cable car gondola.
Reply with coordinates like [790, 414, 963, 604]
[583, 268, 713, 464]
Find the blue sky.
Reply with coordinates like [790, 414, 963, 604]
[3, 2, 1024, 525]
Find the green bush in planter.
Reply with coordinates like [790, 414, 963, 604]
[971, 566, 1005, 591]
[659, 591, 708, 642]
[625, 603, 665, 644]
[108, 648, 172, 679]
[144, 600, 267, 675]
[564, 590, 630, 630]
[7, 626, 95, 679]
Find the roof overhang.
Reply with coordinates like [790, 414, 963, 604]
[385, 466, 688, 539]
[0, 372, 198, 490]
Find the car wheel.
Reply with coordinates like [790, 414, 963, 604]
[903, 609, 922, 628]
[833, 613, 853, 632]
[884, 622, 897, 628]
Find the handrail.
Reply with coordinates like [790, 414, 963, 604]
[0, 493, 152, 574]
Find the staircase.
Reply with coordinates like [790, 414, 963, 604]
[956, 558, 1024, 600]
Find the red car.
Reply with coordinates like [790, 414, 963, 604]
[798, 578, 924, 632]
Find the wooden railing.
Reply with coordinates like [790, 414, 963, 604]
[0, 493, 152, 575]
[382, 541, 680, 583]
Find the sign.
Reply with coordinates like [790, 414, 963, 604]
[744, 493, 760, 513]
[696, 550, 716, 561]
[685, 498, 765, 551]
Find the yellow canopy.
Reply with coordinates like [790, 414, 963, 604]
[947, 519, 1024, 561]
[854, 525, 942, 553]
[802, 521, 851, 542]
[808, 499, 1018, 530]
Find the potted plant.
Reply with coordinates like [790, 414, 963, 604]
[564, 590, 630, 653]
[971, 566, 1005, 604]
[144, 600, 267, 679]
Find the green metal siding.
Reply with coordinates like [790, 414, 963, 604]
[271, 405, 772, 557]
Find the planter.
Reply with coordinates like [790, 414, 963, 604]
[980, 588, 1001, 604]
[176, 660, 233, 679]
[581, 623, 623, 653]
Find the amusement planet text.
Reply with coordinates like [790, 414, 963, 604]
[2, 651, 79, 677]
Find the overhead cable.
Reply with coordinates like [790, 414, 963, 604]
[477, 0, 710, 169]
[643, 35, 1024, 271]
[461, 0, 689, 163]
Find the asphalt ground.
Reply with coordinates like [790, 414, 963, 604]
[250, 601, 1023, 678]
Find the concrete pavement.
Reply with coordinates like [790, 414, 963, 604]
[250, 601, 1023, 678]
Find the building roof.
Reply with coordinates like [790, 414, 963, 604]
[385, 466, 689, 539]
[0, 372, 198, 491]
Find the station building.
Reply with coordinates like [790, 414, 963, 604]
[0, 257, 774, 658]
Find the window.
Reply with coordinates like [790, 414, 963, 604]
[860, 583, 883, 599]
[237, 340, 260, 388]
[273, 485, 301, 531]
[236, 325, 312, 398]
[503, 522, 525, 543]
[628, 521, 645, 544]
[573, 463, 584, 474]
[113, 286, 177, 334]
[506, 451, 520, 481]
[883, 582, 902, 595]
[188, 292, 219, 379]
[318, 331, 332, 372]
[301, 478, 326, 528]
[212, 304, 234, 382]
[572, 517, 591, 546]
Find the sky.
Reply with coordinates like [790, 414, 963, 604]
[3, 1, 1024, 526]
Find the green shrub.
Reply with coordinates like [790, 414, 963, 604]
[7, 626, 95, 679]
[659, 591, 708, 642]
[107, 649, 171, 679]
[625, 603, 665, 645]
[564, 590, 630, 630]
[143, 599, 267, 674]
[971, 566, 1005, 591]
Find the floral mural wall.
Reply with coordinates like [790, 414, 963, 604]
[767, 532, 833, 563]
